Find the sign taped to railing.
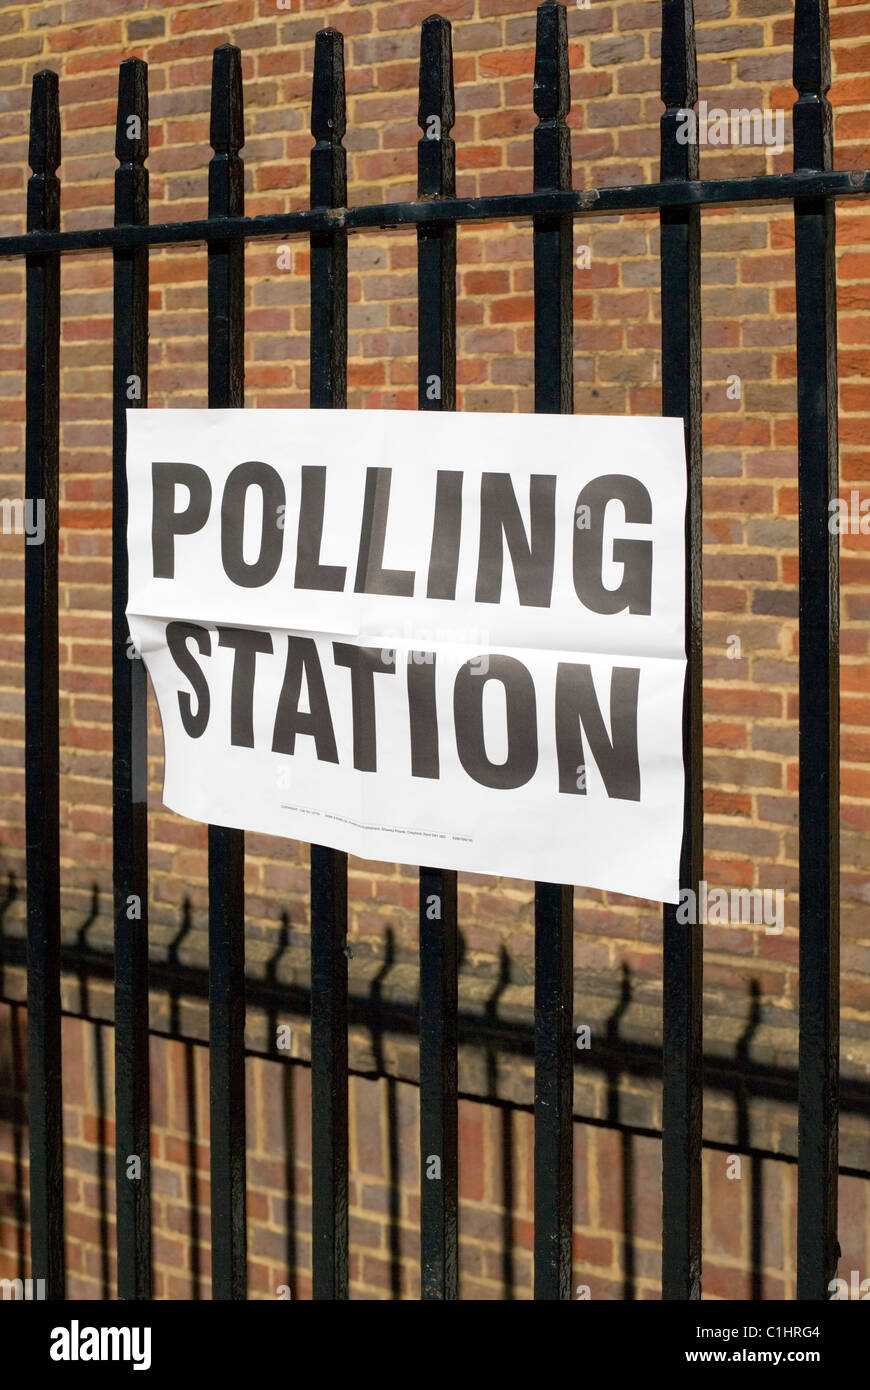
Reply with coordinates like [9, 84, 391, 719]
[127, 408, 687, 902]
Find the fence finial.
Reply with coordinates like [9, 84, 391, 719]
[115, 58, 148, 229]
[533, 2, 570, 124]
[660, 0, 697, 112]
[210, 44, 244, 158]
[115, 56, 149, 163]
[311, 29, 346, 209]
[418, 16, 455, 199]
[418, 16, 454, 135]
[28, 69, 60, 178]
[209, 46, 244, 221]
[660, 0, 698, 181]
[533, 3, 570, 194]
[312, 29, 346, 143]
[28, 71, 60, 235]
[793, 0, 833, 171]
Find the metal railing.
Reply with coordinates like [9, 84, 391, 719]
[0, 0, 854, 1299]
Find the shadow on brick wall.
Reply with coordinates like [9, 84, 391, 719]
[0, 875, 868, 1299]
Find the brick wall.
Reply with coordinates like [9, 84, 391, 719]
[0, 0, 868, 1298]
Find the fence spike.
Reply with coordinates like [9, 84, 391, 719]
[115, 58, 148, 229]
[793, 0, 831, 101]
[418, 14, 455, 134]
[311, 28, 346, 210]
[209, 45, 244, 230]
[28, 69, 60, 180]
[793, 0, 832, 171]
[418, 15, 455, 201]
[533, 2, 570, 196]
[660, 0, 698, 182]
[210, 43, 244, 158]
[312, 27, 346, 143]
[115, 55, 149, 164]
[533, 1, 570, 124]
[660, 0, 697, 112]
[28, 70, 61, 235]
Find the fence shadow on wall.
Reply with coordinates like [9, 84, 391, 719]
[0, 876, 866, 1299]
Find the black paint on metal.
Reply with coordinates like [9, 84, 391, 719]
[309, 27, 350, 1303]
[793, 0, 840, 1303]
[659, 0, 704, 1302]
[3, 173, 870, 262]
[417, 16, 459, 1300]
[207, 44, 248, 1302]
[532, 3, 575, 1302]
[25, 67, 64, 1303]
[112, 56, 152, 1302]
[11, 3, 847, 1304]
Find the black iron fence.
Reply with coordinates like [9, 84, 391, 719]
[0, 0, 856, 1299]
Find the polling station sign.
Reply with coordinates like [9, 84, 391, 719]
[126, 409, 687, 902]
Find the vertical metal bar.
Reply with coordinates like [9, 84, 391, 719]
[532, 1, 574, 1301]
[659, 0, 703, 1301]
[309, 27, 350, 1302]
[207, 43, 247, 1301]
[112, 56, 152, 1302]
[417, 15, 458, 1302]
[793, 0, 840, 1302]
[25, 69, 64, 1302]
[417, 15, 456, 415]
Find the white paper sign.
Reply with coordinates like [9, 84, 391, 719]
[126, 408, 687, 902]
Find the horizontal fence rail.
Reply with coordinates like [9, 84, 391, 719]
[1, 174, 869, 260]
[6, 0, 845, 1300]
